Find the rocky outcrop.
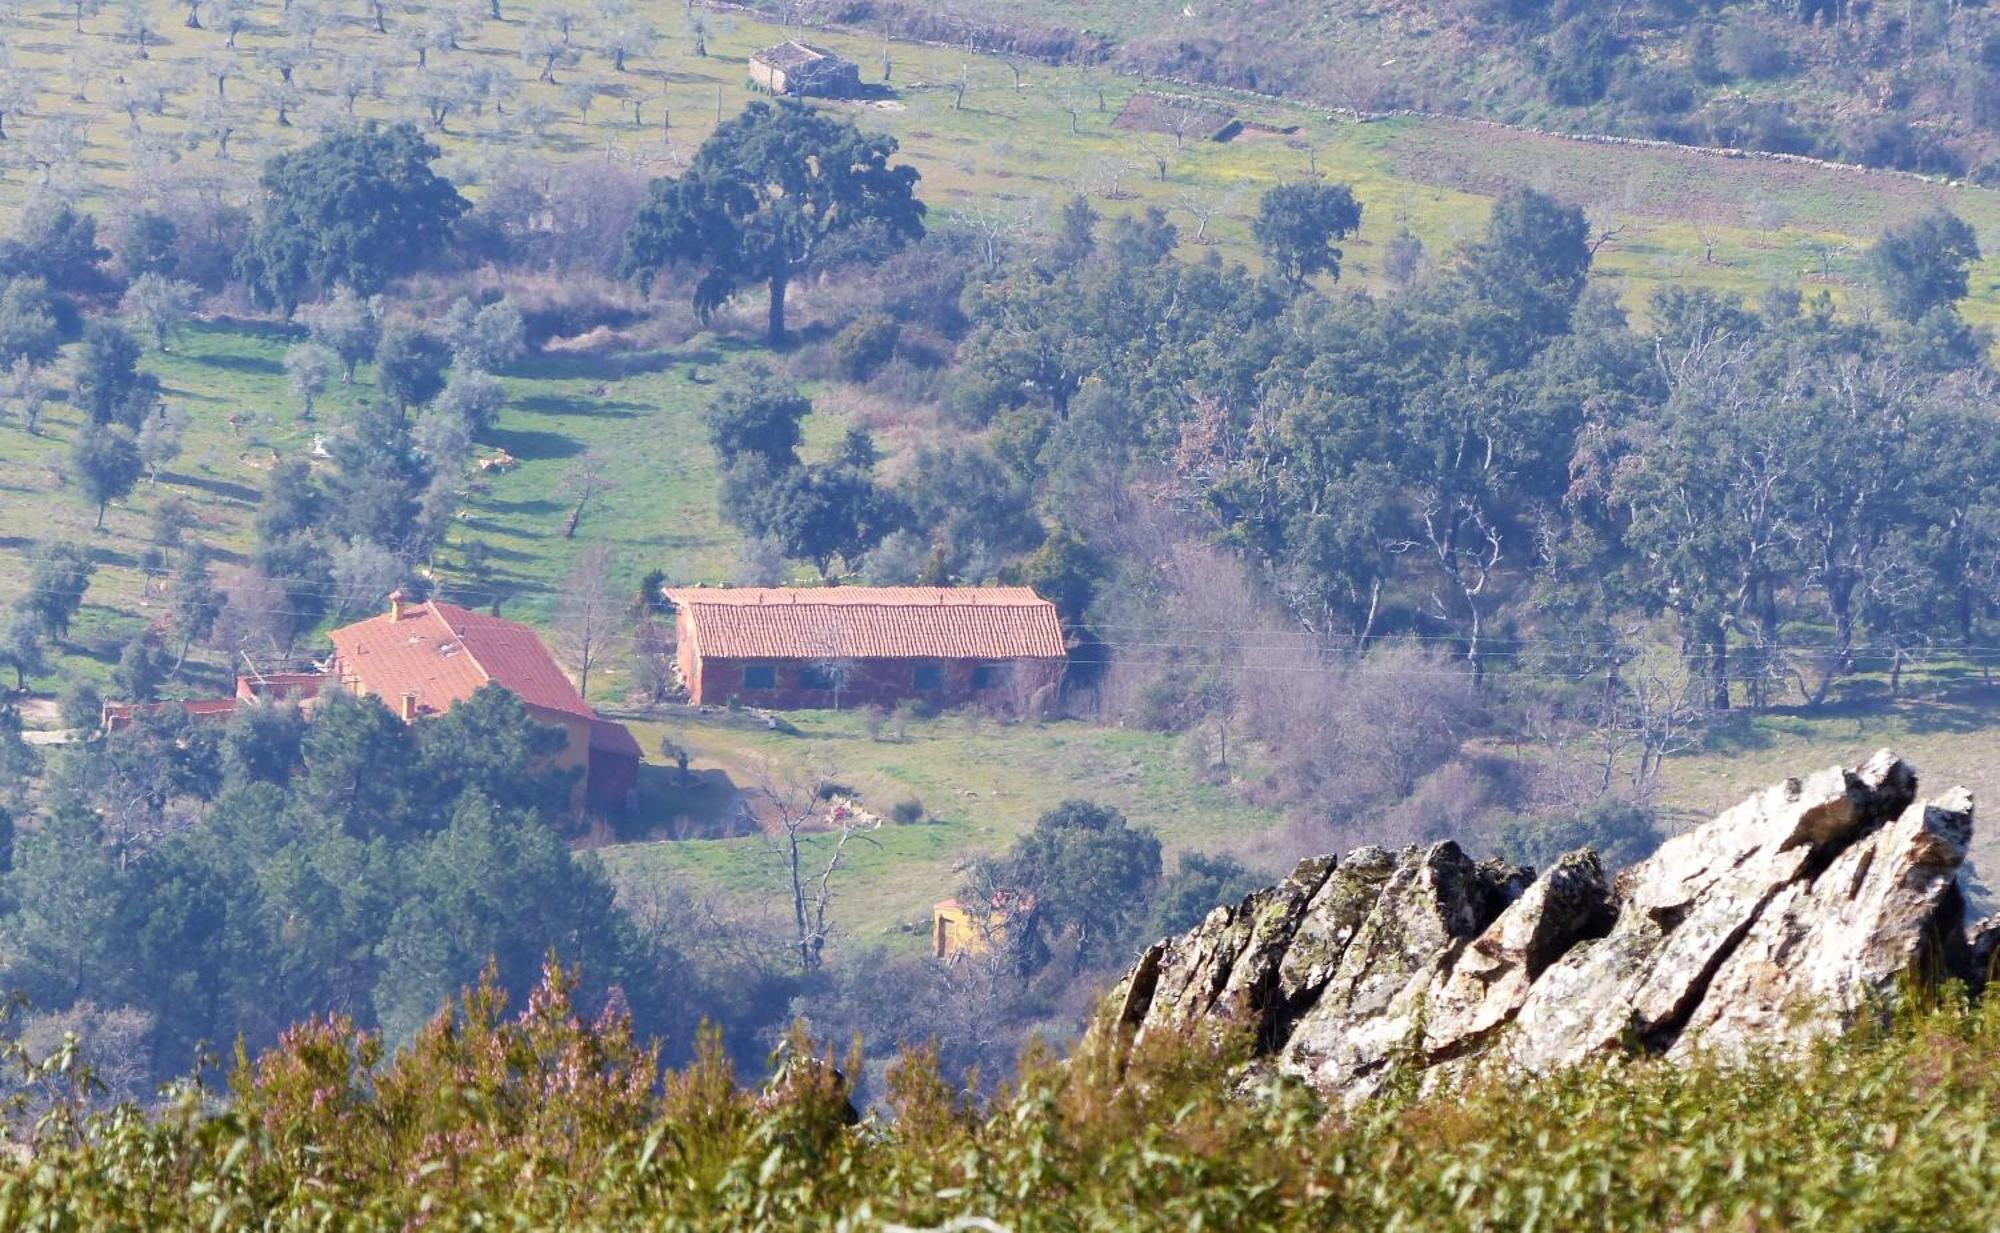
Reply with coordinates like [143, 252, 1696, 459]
[1098, 751, 1993, 1103]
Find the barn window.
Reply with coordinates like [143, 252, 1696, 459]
[971, 663, 1007, 691]
[743, 663, 777, 690]
[800, 664, 835, 690]
[912, 661, 944, 691]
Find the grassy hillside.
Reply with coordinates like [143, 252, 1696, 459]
[0, 322, 761, 686]
[0, 0, 1997, 312]
[598, 707, 1286, 946]
[6, 2, 2000, 678]
[792, 0, 2000, 178]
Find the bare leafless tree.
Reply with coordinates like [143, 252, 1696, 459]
[1174, 184, 1238, 245]
[631, 611, 677, 703]
[1692, 214, 1721, 265]
[559, 450, 612, 539]
[555, 542, 615, 699]
[1078, 154, 1138, 201]
[1047, 86, 1084, 135]
[1616, 645, 1707, 799]
[750, 764, 880, 973]
[960, 197, 1039, 267]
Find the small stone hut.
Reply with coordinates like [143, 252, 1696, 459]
[748, 40, 861, 98]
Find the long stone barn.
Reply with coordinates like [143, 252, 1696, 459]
[665, 586, 1066, 711]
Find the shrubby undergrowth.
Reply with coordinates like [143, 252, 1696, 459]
[3, 962, 1997, 1230]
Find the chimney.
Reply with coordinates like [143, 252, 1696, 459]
[400, 690, 419, 722]
[389, 588, 407, 621]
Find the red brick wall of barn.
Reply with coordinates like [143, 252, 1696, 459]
[685, 654, 1062, 711]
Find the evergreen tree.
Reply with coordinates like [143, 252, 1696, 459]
[1252, 181, 1363, 289]
[239, 124, 469, 312]
[1867, 207, 1982, 323]
[622, 100, 925, 342]
[71, 423, 144, 529]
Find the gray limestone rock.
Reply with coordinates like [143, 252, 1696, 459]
[1096, 750, 1991, 1102]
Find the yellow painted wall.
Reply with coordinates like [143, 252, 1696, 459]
[526, 706, 592, 813]
[932, 900, 1001, 961]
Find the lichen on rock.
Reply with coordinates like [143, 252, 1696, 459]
[1098, 750, 1991, 1103]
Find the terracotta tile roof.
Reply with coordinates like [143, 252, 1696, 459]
[328, 601, 596, 721]
[666, 586, 1066, 661]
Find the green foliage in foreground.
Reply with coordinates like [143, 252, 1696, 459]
[4, 964, 1999, 1230]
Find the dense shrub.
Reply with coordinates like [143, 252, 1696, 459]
[7, 966, 2000, 1229]
[1719, 22, 1791, 80]
[1497, 797, 1662, 870]
[1537, 17, 1626, 105]
[831, 312, 901, 381]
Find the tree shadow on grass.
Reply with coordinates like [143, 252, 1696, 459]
[160, 471, 262, 503]
[159, 384, 229, 404]
[1696, 710, 1779, 755]
[196, 317, 306, 344]
[194, 352, 284, 376]
[456, 537, 544, 563]
[477, 495, 567, 517]
[456, 516, 545, 539]
[622, 764, 756, 842]
[486, 427, 585, 461]
[515, 393, 646, 419]
[514, 347, 721, 382]
[1894, 685, 2000, 735]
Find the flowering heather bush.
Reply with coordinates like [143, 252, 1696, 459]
[2, 963, 1999, 1229]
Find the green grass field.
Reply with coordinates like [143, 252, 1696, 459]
[592, 683, 2000, 953]
[0, 0, 1995, 312]
[596, 706, 1286, 946]
[0, 321, 769, 688]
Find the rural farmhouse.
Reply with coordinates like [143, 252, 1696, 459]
[666, 586, 1066, 711]
[328, 593, 641, 811]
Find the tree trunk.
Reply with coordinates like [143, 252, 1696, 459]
[767, 271, 788, 344]
[1710, 627, 1730, 711]
[1356, 578, 1381, 650]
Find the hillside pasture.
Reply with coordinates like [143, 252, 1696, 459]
[597, 706, 1288, 948]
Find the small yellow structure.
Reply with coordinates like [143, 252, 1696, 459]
[931, 899, 989, 961]
[931, 893, 1032, 962]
